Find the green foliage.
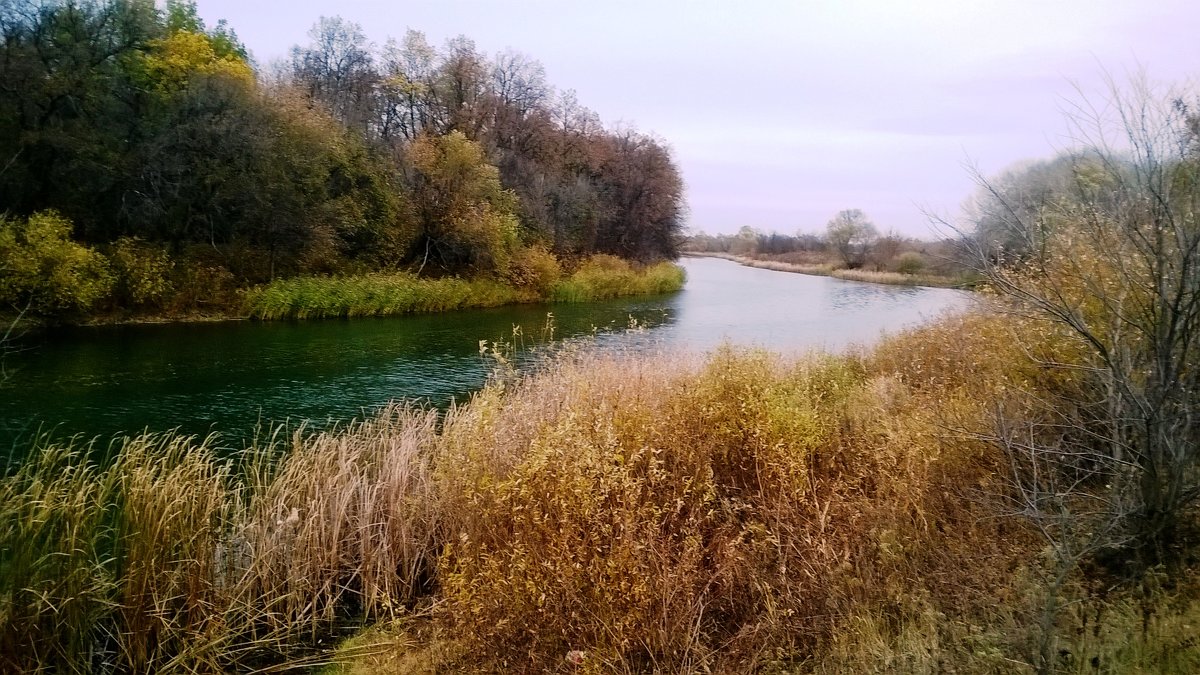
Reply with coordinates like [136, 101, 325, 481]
[0, 211, 112, 316]
[895, 250, 926, 275]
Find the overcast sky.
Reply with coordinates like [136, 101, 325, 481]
[194, 0, 1199, 238]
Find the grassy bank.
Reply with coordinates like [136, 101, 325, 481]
[5, 311, 1196, 673]
[550, 257, 686, 302]
[245, 257, 686, 320]
[689, 251, 976, 288]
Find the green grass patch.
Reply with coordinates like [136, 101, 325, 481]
[245, 258, 686, 320]
[244, 273, 525, 320]
[551, 256, 686, 302]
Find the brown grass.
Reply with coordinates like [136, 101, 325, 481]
[5, 311, 1198, 673]
[1, 408, 441, 672]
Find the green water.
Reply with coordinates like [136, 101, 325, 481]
[1, 258, 972, 455]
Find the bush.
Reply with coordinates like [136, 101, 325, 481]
[108, 237, 174, 309]
[0, 211, 112, 316]
[166, 245, 240, 313]
[503, 245, 562, 298]
[896, 251, 925, 275]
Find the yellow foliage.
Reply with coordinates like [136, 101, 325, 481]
[0, 210, 112, 314]
[139, 30, 254, 95]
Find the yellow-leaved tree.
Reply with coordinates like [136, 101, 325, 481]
[405, 131, 520, 275]
[0, 211, 112, 316]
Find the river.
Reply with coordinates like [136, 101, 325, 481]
[1, 257, 972, 452]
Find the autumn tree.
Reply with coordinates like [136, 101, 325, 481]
[377, 30, 437, 142]
[404, 131, 519, 275]
[964, 75, 1200, 580]
[825, 209, 878, 268]
[290, 16, 377, 134]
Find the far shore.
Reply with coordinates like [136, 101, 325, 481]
[681, 251, 974, 289]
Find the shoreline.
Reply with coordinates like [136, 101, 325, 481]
[682, 251, 973, 289]
[3, 263, 687, 331]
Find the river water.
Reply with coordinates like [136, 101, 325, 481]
[1, 257, 972, 452]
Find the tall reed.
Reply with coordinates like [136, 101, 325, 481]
[6, 311, 1197, 673]
[550, 257, 685, 302]
[244, 259, 687, 320]
[244, 273, 523, 320]
[1, 407, 440, 673]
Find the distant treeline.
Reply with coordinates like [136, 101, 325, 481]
[685, 220, 970, 280]
[0, 1, 684, 317]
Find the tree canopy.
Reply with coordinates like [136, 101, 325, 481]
[0, 1, 685, 316]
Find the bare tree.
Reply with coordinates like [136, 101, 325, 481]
[290, 16, 377, 134]
[962, 72, 1200, 570]
[825, 208, 878, 268]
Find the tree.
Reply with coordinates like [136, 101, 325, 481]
[290, 16, 377, 134]
[0, 0, 160, 235]
[405, 131, 519, 275]
[593, 129, 685, 261]
[825, 209, 878, 268]
[961, 74, 1200, 604]
[964, 155, 1079, 264]
[377, 30, 436, 142]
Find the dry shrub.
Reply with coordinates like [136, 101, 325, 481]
[431, 342, 1019, 671]
[504, 245, 563, 297]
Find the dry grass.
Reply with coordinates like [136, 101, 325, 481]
[832, 267, 969, 288]
[1, 407, 441, 673]
[5, 310, 1198, 673]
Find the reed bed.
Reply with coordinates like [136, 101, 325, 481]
[5, 312, 1198, 673]
[551, 256, 686, 302]
[244, 273, 523, 320]
[1, 409, 441, 673]
[742, 257, 835, 276]
[831, 267, 969, 288]
[244, 259, 686, 320]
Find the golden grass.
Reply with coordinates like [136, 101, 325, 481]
[832, 267, 970, 288]
[5, 310, 1198, 673]
[1, 409, 441, 673]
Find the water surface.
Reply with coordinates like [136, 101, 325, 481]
[1, 257, 971, 451]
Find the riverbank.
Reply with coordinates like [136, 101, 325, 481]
[245, 257, 685, 320]
[1, 258, 686, 330]
[684, 251, 976, 288]
[4, 311, 1196, 673]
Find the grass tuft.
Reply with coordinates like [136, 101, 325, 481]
[551, 256, 686, 302]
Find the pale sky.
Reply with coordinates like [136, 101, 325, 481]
[194, 0, 1200, 238]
